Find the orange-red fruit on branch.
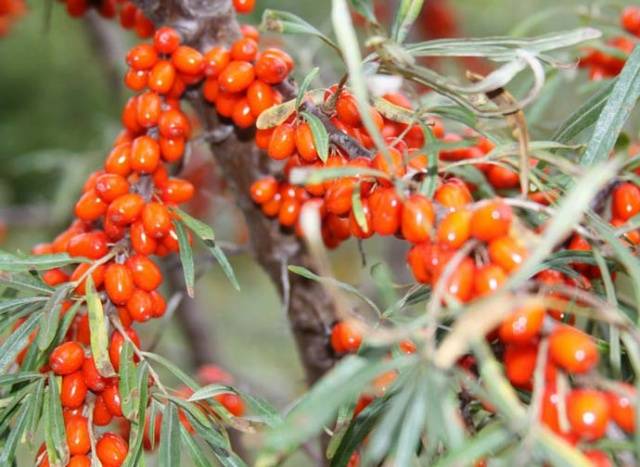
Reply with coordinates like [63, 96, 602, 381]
[126, 254, 163, 291]
[82, 355, 107, 392]
[370, 188, 403, 236]
[268, 123, 296, 160]
[96, 432, 129, 467]
[67, 231, 109, 260]
[255, 53, 289, 84]
[107, 193, 145, 226]
[105, 263, 135, 305]
[548, 325, 599, 374]
[127, 43, 158, 70]
[611, 182, 640, 221]
[498, 303, 545, 344]
[75, 190, 107, 221]
[331, 320, 363, 354]
[68, 455, 91, 467]
[488, 235, 527, 272]
[148, 60, 177, 94]
[141, 202, 171, 238]
[566, 389, 610, 440]
[401, 194, 435, 243]
[95, 173, 130, 203]
[233, 0, 255, 14]
[61, 371, 88, 408]
[161, 178, 195, 204]
[470, 199, 513, 241]
[50, 341, 85, 375]
[436, 209, 472, 249]
[153, 26, 181, 55]
[608, 384, 636, 433]
[473, 263, 506, 296]
[219, 60, 255, 93]
[66, 415, 91, 455]
[250, 177, 278, 204]
[109, 328, 141, 372]
[172, 46, 204, 75]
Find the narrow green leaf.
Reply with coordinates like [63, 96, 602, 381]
[118, 341, 137, 420]
[172, 208, 215, 242]
[159, 403, 181, 467]
[581, 46, 640, 166]
[349, 0, 377, 24]
[288, 265, 380, 314]
[432, 423, 512, 467]
[26, 378, 46, 444]
[174, 220, 195, 298]
[208, 244, 241, 291]
[261, 10, 340, 54]
[391, 0, 424, 43]
[37, 284, 72, 350]
[188, 384, 229, 402]
[0, 273, 54, 295]
[0, 250, 87, 272]
[0, 372, 44, 386]
[44, 373, 68, 466]
[0, 395, 32, 465]
[351, 185, 369, 236]
[0, 311, 41, 374]
[296, 67, 319, 109]
[122, 363, 149, 467]
[141, 351, 199, 389]
[0, 296, 47, 314]
[394, 380, 428, 467]
[181, 424, 213, 467]
[300, 111, 330, 163]
[86, 277, 116, 378]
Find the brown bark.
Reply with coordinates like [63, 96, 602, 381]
[130, 0, 339, 386]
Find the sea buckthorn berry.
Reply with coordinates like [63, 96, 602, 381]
[488, 235, 527, 272]
[548, 325, 599, 374]
[278, 198, 301, 227]
[124, 68, 148, 91]
[136, 92, 162, 128]
[503, 342, 537, 389]
[219, 61, 255, 93]
[612, 182, 640, 221]
[148, 60, 176, 94]
[215, 91, 241, 117]
[566, 390, 610, 440]
[105, 144, 132, 177]
[230, 37, 258, 61]
[470, 199, 513, 241]
[109, 329, 141, 372]
[66, 0, 89, 17]
[336, 93, 361, 126]
[233, 0, 254, 14]
[66, 415, 91, 455]
[172, 45, 204, 75]
[499, 303, 545, 344]
[232, 98, 256, 128]
[150, 290, 167, 317]
[71, 263, 106, 295]
[247, 80, 276, 118]
[268, 123, 296, 160]
[204, 46, 231, 77]
[119, 1, 136, 28]
[95, 173, 130, 202]
[435, 256, 475, 302]
[203, 78, 220, 103]
[131, 221, 158, 255]
[67, 231, 108, 260]
[50, 342, 84, 375]
[141, 202, 171, 238]
[103, 384, 122, 417]
[107, 193, 145, 225]
[126, 43, 158, 70]
[105, 263, 135, 305]
[68, 456, 91, 467]
[75, 190, 107, 222]
[61, 371, 88, 408]
[487, 165, 519, 189]
[215, 392, 245, 416]
[435, 180, 473, 209]
[135, 11, 155, 39]
[161, 178, 195, 204]
[127, 289, 154, 322]
[622, 6, 640, 34]
[262, 48, 294, 72]
[372, 147, 405, 178]
[325, 178, 355, 215]
[93, 394, 113, 426]
[126, 254, 163, 291]
[584, 451, 612, 467]
[153, 26, 181, 55]
[349, 197, 373, 239]
[250, 177, 278, 204]
[158, 108, 190, 139]
[294, 122, 318, 161]
[331, 320, 363, 354]
[370, 188, 403, 236]
[437, 209, 472, 249]
[608, 384, 636, 433]
[82, 355, 106, 392]
[96, 432, 128, 467]
[400, 195, 435, 243]
[254, 53, 288, 85]
[159, 136, 185, 163]
[42, 268, 69, 286]
[473, 263, 506, 296]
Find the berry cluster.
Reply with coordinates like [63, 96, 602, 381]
[0, 0, 25, 37]
[58, 0, 154, 38]
[580, 6, 640, 80]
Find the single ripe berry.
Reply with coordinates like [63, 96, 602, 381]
[370, 188, 403, 236]
[566, 389, 610, 440]
[400, 195, 435, 243]
[203, 46, 231, 77]
[126, 43, 158, 70]
[470, 199, 513, 241]
[231, 98, 256, 128]
[124, 68, 148, 91]
[109, 328, 141, 372]
[488, 235, 527, 272]
[161, 178, 194, 204]
[230, 37, 258, 61]
[141, 202, 172, 238]
[268, 123, 296, 160]
[126, 254, 163, 291]
[96, 432, 128, 467]
[255, 53, 289, 85]
[498, 303, 545, 344]
[621, 6, 640, 35]
[503, 342, 537, 389]
[172, 46, 204, 75]
[437, 209, 472, 249]
[107, 193, 145, 225]
[218, 61, 255, 93]
[153, 26, 181, 55]
[372, 147, 405, 178]
[61, 371, 88, 408]
[335, 93, 361, 126]
[148, 60, 176, 94]
[215, 393, 246, 416]
[50, 342, 85, 375]
[608, 384, 636, 433]
[233, 0, 255, 14]
[159, 136, 185, 163]
[324, 178, 355, 216]
[473, 263, 506, 296]
[330, 320, 363, 354]
[105, 263, 135, 305]
[611, 182, 640, 221]
[150, 290, 167, 317]
[93, 394, 114, 426]
[127, 289, 154, 322]
[65, 415, 91, 455]
[67, 231, 109, 260]
[68, 455, 91, 467]
[75, 190, 107, 222]
[294, 121, 318, 161]
[82, 355, 107, 392]
[95, 173, 130, 202]
[548, 325, 599, 374]
[250, 177, 278, 204]
[131, 135, 160, 174]
[131, 221, 158, 255]
[105, 143, 132, 177]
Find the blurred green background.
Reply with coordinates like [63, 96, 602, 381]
[0, 0, 637, 464]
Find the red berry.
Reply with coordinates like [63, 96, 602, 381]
[548, 325, 599, 374]
[50, 342, 84, 375]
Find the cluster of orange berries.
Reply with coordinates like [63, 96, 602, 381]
[29, 26, 257, 467]
[580, 6, 640, 80]
[0, 0, 25, 36]
[58, 0, 154, 38]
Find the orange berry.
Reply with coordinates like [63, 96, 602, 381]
[612, 182, 640, 221]
[233, 0, 254, 14]
[141, 202, 171, 238]
[172, 46, 204, 75]
[60, 372, 87, 408]
[126, 254, 163, 291]
[622, 6, 640, 35]
[130, 136, 160, 174]
[499, 303, 545, 344]
[96, 432, 128, 467]
[42, 268, 70, 286]
[161, 178, 194, 204]
[255, 53, 288, 84]
[268, 123, 296, 160]
[105, 263, 135, 305]
[148, 60, 176, 94]
[75, 190, 107, 222]
[130, 221, 158, 256]
[66, 415, 91, 455]
[294, 122, 318, 161]
[70, 263, 106, 295]
[231, 97, 256, 128]
[158, 108, 190, 139]
[372, 147, 405, 178]
[473, 263, 506, 296]
[250, 177, 278, 204]
[278, 198, 301, 227]
[50, 342, 84, 375]
[127, 289, 154, 322]
[470, 199, 513, 241]
[105, 143, 132, 177]
[548, 325, 599, 374]
[107, 193, 145, 225]
[324, 179, 355, 216]
[608, 384, 636, 433]
[126, 43, 157, 70]
[159, 136, 185, 163]
[247, 80, 276, 118]
[67, 231, 108, 260]
[68, 455, 91, 467]
[203, 77, 220, 103]
[566, 389, 610, 440]
[150, 290, 167, 317]
[124, 68, 148, 91]
[203, 46, 231, 77]
[95, 173, 130, 202]
[93, 394, 113, 426]
[370, 188, 403, 236]
[336, 92, 360, 126]
[153, 26, 181, 55]
[230, 37, 258, 61]
[437, 209, 472, 249]
[503, 342, 537, 389]
[215, 91, 241, 117]
[434, 180, 473, 209]
[109, 328, 140, 372]
[82, 355, 106, 392]
[218, 61, 255, 93]
[488, 235, 527, 272]
[331, 320, 362, 354]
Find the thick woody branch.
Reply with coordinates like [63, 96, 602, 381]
[131, 0, 339, 386]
